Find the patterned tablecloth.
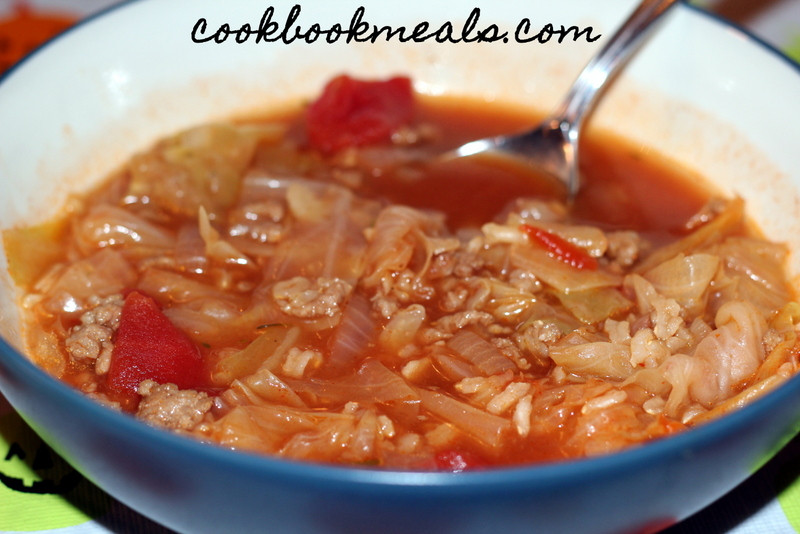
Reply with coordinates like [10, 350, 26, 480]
[1, 0, 799, 532]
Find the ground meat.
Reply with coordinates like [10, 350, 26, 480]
[763, 327, 784, 354]
[421, 248, 483, 281]
[420, 310, 497, 343]
[82, 294, 124, 327]
[272, 276, 353, 318]
[513, 322, 556, 371]
[66, 324, 114, 371]
[372, 289, 400, 320]
[439, 276, 491, 314]
[452, 250, 485, 279]
[390, 269, 435, 303]
[136, 380, 212, 431]
[492, 337, 532, 371]
[64, 294, 123, 374]
[606, 231, 646, 268]
[440, 285, 469, 313]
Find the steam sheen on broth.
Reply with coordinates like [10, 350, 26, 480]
[5, 75, 799, 470]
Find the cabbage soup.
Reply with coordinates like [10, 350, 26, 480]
[5, 75, 799, 470]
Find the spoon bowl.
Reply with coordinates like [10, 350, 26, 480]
[450, 0, 680, 198]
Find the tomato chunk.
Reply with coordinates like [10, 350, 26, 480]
[107, 291, 205, 395]
[520, 223, 598, 270]
[306, 74, 414, 153]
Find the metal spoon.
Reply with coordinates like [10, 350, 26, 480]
[449, 0, 680, 199]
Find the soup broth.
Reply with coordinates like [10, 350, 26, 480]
[5, 75, 799, 470]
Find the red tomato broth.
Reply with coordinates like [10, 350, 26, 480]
[300, 90, 711, 235]
[7, 75, 799, 470]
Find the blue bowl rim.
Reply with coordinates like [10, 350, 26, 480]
[0, 0, 799, 494]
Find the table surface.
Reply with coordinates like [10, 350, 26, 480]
[1, 0, 799, 532]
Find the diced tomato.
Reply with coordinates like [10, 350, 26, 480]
[519, 223, 598, 270]
[306, 74, 414, 153]
[107, 291, 206, 395]
[435, 449, 488, 472]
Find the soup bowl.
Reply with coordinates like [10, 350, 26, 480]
[2, 0, 800, 532]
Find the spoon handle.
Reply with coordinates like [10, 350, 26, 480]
[555, 0, 680, 130]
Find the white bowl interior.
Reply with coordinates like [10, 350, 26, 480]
[1, 0, 800, 354]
